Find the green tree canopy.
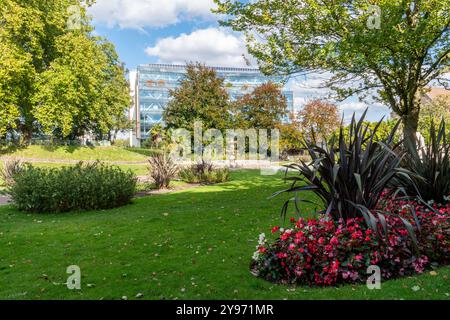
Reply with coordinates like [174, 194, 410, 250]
[163, 63, 233, 132]
[214, 0, 450, 145]
[0, 0, 129, 142]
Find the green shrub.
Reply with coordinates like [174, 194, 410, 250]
[8, 162, 137, 213]
[179, 161, 230, 184]
[148, 153, 178, 189]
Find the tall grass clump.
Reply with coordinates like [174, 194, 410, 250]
[148, 153, 178, 189]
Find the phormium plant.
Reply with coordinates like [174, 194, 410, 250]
[403, 119, 450, 204]
[148, 153, 178, 189]
[273, 110, 417, 238]
[0, 158, 26, 186]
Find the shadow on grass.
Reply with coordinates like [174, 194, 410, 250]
[41, 144, 94, 154]
[125, 147, 161, 158]
[0, 144, 27, 156]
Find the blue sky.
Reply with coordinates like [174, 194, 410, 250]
[88, 0, 391, 121]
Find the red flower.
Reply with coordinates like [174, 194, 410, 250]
[276, 252, 288, 259]
[330, 236, 339, 245]
[271, 226, 280, 234]
[295, 231, 304, 239]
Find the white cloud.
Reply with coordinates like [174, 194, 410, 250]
[286, 74, 391, 122]
[89, 0, 216, 29]
[145, 28, 254, 67]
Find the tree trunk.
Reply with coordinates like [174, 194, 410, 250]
[402, 107, 420, 149]
[21, 125, 33, 145]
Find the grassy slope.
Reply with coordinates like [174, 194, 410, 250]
[0, 170, 448, 300]
[0, 146, 150, 162]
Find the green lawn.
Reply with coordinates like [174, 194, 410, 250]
[0, 170, 448, 300]
[0, 145, 152, 162]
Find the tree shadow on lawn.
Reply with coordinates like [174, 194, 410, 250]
[0, 144, 27, 156]
[41, 144, 93, 154]
[124, 147, 160, 158]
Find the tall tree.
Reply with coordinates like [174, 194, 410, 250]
[0, 0, 129, 142]
[163, 63, 232, 132]
[298, 99, 340, 142]
[214, 0, 450, 145]
[233, 82, 288, 129]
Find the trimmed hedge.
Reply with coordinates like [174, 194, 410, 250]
[8, 162, 137, 213]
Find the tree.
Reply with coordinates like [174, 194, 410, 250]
[215, 0, 450, 146]
[298, 99, 340, 142]
[419, 94, 450, 139]
[0, 0, 129, 142]
[276, 114, 304, 156]
[163, 63, 232, 132]
[233, 82, 288, 129]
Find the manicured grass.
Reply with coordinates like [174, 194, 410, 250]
[0, 170, 448, 300]
[0, 145, 152, 162]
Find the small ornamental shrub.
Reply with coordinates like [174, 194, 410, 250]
[148, 153, 178, 189]
[8, 162, 137, 213]
[179, 160, 230, 184]
[252, 199, 449, 286]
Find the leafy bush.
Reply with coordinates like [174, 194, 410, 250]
[8, 162, 137, 213]
[179, 160, 230, 184]
[1, 159, 26, 186]
[148, 153, 178, 189]
[252, 199, 449, 286]
[403, 120, 450, 204]
[275, 110, 410, 233]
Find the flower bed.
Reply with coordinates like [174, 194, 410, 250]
[252, 199, 449, 287]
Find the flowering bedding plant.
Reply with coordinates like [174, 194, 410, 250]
[251, 198, 449, 287]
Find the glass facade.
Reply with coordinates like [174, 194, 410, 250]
[133, 64, 294, 141]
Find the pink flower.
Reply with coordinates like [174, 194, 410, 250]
[330, 236, 339, 245]
[276, 252, 288, 259]
[271, 226, 280, 234]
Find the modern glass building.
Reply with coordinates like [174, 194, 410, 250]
[129, 64, 294, 146]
